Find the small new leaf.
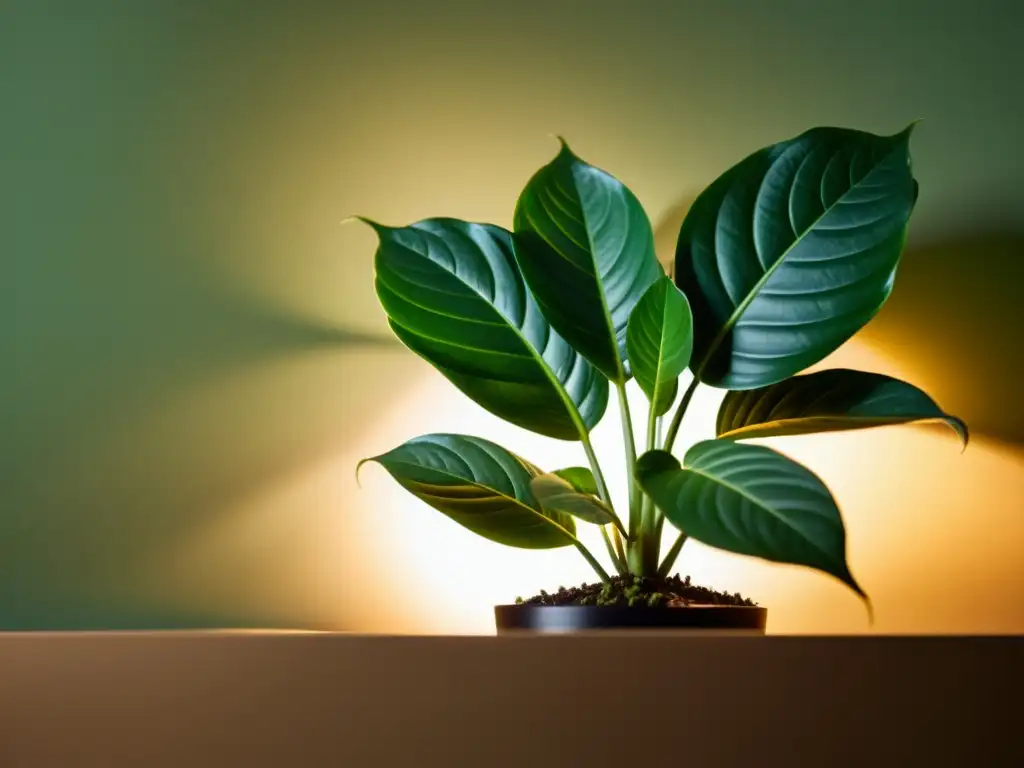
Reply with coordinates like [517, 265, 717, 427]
[551, 466, 599, 495]
[530, 473, 617, 527]
[626, 276, 694, 415]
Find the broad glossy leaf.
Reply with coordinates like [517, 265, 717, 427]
[513, 140, 663, 383]
[636, 442, 867, 601]
[368, 218, 608, 440]
[359, 434, 576, 549]
[530, 473, 616, 526]
[675, 125, 918, 390]
[626, 276, 693, 415]
[717, 369, 968, 447]
[551, 466, 598, 496]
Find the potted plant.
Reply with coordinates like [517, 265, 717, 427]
[356, 124, 966, 634]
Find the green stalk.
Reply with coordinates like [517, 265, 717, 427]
[642, 402, 659, 516]
[545, 518, 612, 583]
[632, 401, 662, 576]
[581, 432, 627, 573]
[655, 505, 666, 540]
[651, 415, 667, 536]
[573, 538, 612, 582]
[650, 381, 700, 578]
[657, 533, 688, 578]
[611, 526, 627, 566]
[663, 377, 700, 453]
[615, 383, 640, 539]
[601, 526, 628, 574]
[580, 432, 613, 505]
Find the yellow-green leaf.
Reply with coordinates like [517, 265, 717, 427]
[717, 369, 967, 447]
[529, 473, 616, 527]
[360, 434, 575, 549]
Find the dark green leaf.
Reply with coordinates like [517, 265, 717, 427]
[359, 434, 576, 549]
[636, 442, 868, 602]
[626, 276, 694, 415]
[368, 218, 608, 440]
[529, 473, 616, 526]
[551, 466, 599, 496]
[675, 124, 919, 390]
[717, 368, 968, 447]
[513, 140, 663, 383]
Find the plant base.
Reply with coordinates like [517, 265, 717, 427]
[515, 573, 756, 608]
[495, 574, 766, 634]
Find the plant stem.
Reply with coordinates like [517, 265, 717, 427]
[633, 401, 661, 575]
[650, 412, 664, 530]
[642, 402, 659, 516]
[611, 526, 627, 566]
[573, 538, 612, 582]
[663, 377, 700, 453]
[600, 525, 628, 574]
[581, 432, 626, 532]
[581, 432, 627, 573]
[580, 433, 612, 503]
[657, 533, 688, 578]
[615, 383, 641, 539]
[652, 383, 698, 578]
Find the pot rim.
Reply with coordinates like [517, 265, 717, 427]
[494, 602, 767, 633]
[494, 603, 765, 610]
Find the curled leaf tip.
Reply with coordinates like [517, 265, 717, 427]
[354, 457, 374, 488]
[902, 118, 923, 136]
[951, 416, 969, 454]
[350, 216, 386, 234]
[848, 571, 872, 622]
[864, 595, 875, 627]
[550, 134, 574, 157]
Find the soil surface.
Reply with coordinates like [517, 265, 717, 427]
[514, 574, 757, 608]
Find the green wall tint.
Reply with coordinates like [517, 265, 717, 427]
[4, 0, 1022, 628]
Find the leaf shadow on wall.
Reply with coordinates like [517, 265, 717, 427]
[4, 268, 414, 629]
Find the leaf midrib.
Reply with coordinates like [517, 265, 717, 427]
[532, 474, 613, 514]
[379, 457, 577, 540]
[652, 283, 673, 406]
[719, 414, 936, 438]
[694, 139, 906, 380]
[679, 458, 837, 562]
[574, 162, 628, 384]
[529, 159, 628, 384]
[397, 225, 597, 438]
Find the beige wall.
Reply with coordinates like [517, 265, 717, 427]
[5, 0, 1022, 631]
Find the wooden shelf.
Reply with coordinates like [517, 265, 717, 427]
[1, 633, 1020, 766]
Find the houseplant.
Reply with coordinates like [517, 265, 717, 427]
[356, 124, 966, 633]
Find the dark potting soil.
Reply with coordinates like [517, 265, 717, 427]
[514, 574, 757, 608]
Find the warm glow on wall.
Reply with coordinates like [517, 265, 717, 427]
[331, 338, 1024, 635]
[9, 2, 1022, 631]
